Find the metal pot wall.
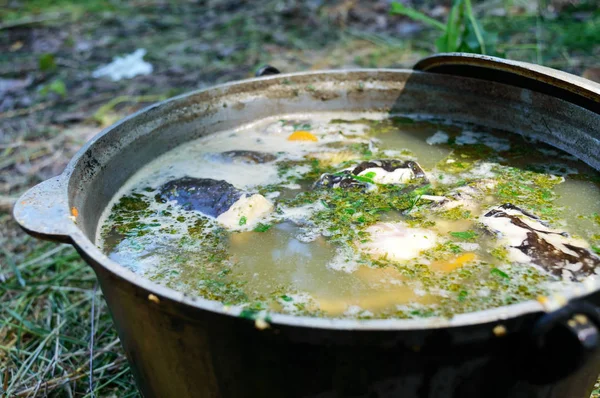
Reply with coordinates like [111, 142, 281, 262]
[13, 53, 600, 398]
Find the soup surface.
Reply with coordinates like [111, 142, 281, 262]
[97, 113, 600, 320]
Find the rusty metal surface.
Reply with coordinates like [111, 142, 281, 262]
[11, 56, 600, 397]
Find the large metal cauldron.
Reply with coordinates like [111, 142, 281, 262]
[13, 53, 600, 398]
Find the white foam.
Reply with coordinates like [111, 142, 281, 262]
[426, 131, 449, 145]
[327, 247, 360, 273]
[456, 131, 510, 152]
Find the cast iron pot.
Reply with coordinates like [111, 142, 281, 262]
[13, 53, 600, 398]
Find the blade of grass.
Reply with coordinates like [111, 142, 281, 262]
[440, 0, 463, 52]
[464, 0, 486, 54]
[5, 319, 66, 394]
[2, 248, 25, 287]
[390, 2, 446, 31]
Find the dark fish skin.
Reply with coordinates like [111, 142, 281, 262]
[314, 159, 428, 189]
[219, 150, 277, 164]
[483, 203, 600, 279]
[352, 160, 427, 180]
[157, 177, 242, 217]
[314, 170, 364, 190]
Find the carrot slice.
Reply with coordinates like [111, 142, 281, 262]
[287, 131, 318, 142]
[431, 252, 476, 272]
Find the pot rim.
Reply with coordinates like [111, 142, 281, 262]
[31, 68, 600, 330]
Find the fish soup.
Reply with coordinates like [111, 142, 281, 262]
[97, 114, 600, 319]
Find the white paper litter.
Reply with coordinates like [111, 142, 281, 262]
[92, 49, 153, 81]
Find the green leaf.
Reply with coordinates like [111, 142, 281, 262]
[458, 290, 468, 301]
[363, 171, 376, 179]
[592, 246, 600, 255]
[446, 243, 463, 254]
[39, 53, 56, 72]
[351, 175, 374, 184]
[449, 230, 477, 240]
[280, 295, 293, 302]
[253, 223, 271, 232]
[239, 216, 247, 226]
[41, 79, 67, 97]
[491, 268, 510, 279]
[390, 2, 446, 31]
[239, 308, 260, 320]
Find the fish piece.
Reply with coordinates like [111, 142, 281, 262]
[358, 222, 437, 262]
[314, 170, 364, 190]
[315, 159, 428, 189]
[430, 179, 497, 213]
[216, 194, 274, 230]
[480, 203, 600, 280]
[158, 177, 274, 229]
[219, 150, 276, 164]
[158, 177, 242, 217]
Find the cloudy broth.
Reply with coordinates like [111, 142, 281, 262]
[97, 113, 600, 319]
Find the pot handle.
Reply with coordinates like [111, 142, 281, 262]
[13, 176, 75, 243]
[525, 300, 600, 384]
[413, 53, 600, 114]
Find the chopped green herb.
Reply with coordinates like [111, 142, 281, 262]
[239, 308, 261, 320]
[450, 231, 478, 240]
[280, 295, 293, 302]
[458, 290, 468, 301]
[253, 223, 272, 232]
[239, 216, 247, 226]
[351, 174, 374, 184]
[363, 171, 376, 179]
[491, 268, 510, 279]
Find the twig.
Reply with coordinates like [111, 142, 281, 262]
[0, 102, 54, 119]
[93, 95, 166, 124]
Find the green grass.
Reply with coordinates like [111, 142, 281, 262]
[0, 224, 138, 397]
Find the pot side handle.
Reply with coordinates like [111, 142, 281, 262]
[414, 53, 600, 114]
[524, 300, 600, 384]
[13, 176, 75, 244]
